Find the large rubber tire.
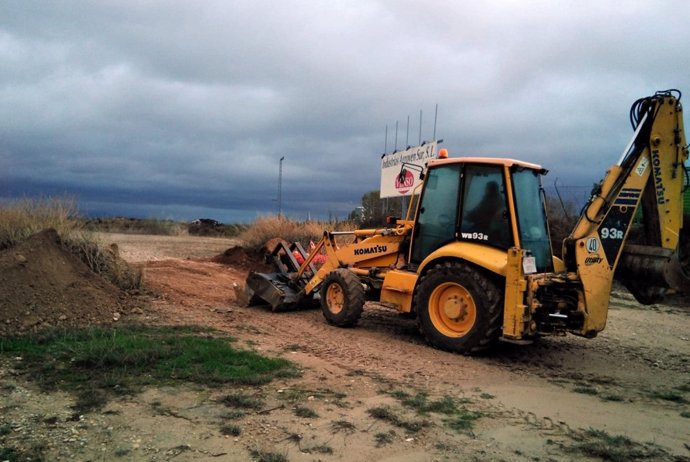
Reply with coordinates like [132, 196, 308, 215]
[414, 262, 503, 355]
[320, 269, 365, 327]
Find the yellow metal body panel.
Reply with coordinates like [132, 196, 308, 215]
[502, 247, 528, 339]
[649, 99, 688, 250]
[568, 159, 652, 333]
[502, 165, 522, 249]
[302, 231, 408, 295]
[335, 236, 403, 268]
[428, 156, 544, 171]
[417, 242, 508, 277]
[380, 269, 418, 312]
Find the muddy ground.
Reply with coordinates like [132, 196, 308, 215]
[1, 232, 689, 461]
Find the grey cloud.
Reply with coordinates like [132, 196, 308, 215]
[2, 0, 689, 222]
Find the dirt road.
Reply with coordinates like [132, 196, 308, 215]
[2, 233, 689, 461]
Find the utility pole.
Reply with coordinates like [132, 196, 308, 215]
[278, 156, 285, 217]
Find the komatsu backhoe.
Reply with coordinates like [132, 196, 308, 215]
[245, 90, 689, 354]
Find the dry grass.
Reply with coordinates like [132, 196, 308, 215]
[62, 235, 143, 290]
[0, 197, 142, 290]
[238, 215, 357, 250]
[0, 197, 79, 249]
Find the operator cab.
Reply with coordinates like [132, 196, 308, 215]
[410, 157, 553, 272]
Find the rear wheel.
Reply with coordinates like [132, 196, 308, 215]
[320, 269, 365, 327]
[415, 262, 502, 354]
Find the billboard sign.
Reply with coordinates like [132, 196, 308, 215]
[380, 141, 437, 198]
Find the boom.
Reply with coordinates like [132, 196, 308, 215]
[564, 90, 688, 307]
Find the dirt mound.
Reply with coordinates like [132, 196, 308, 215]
[212, 245, 271, 272]
[0, 229, 129, 335]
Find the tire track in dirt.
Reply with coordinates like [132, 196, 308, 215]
[234, 303, 490, 382]
[135, 251, 690, 459]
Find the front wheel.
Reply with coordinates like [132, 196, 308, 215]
[414, 262, 502, 354]
[320, 269, 365, 327]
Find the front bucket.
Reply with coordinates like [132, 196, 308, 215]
[245, 271, 307, 312]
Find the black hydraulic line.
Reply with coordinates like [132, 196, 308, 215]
[578, 93, 661, 227]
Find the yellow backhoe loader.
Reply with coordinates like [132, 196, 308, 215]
[245, 90, 689, 354]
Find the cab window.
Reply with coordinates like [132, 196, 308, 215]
[459, 166, 512, 248]
[512, 168, 553, 271]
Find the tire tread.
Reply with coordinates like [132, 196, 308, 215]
[320, 268, 365, 327]
[414, 261, 503, 354]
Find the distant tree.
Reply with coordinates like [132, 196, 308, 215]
[544, 193, 578, 256]
[354, 190, 407, 228]
[348, 206, 365, 224]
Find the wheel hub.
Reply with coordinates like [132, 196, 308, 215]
[442, 295, 468, 321]
[429, 282, 477, 337]
[326, 283, 344, 314]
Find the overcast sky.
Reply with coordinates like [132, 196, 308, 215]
[2, 1, 690, 222]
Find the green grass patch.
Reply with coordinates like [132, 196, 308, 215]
[0, 383, 16, 392]
[573, 386, 599, 396]
[368, 405, 397, 421]
[374, 431, 395, 446]
[388, 389, 410, 400]
[391, 391, 459, 415]
[302, 444, 333, 455]
[675, 383, 690, 393]
[220, 410, 246, 420]
[648, 390, 687, 403]
[444, 409, 483, 432]
[566, 428, 666, 461]
[367, 405, 427, 433]
[0, 424, 11, 436]
[277, 388, 307, 402]
[277, 387, 343, 404]
[680, 410, 690, 418]
[250, 449, 288, 462]
[331, 420, 356, 434]
[0, 447, 21, 462]
[114, 447, 131, 457]
[0, 326, 295, 412]
[220, 424, 242, 436]
[385, 389, 483, 432]
[435, 442, 452, 451]
[600, 394, 625, 403]
[0, 442, 46, 462]
[294, 406, 318, 418]
[222, 393, 264, 410]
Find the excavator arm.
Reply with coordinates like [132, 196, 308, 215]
[561, 90, 689, 333]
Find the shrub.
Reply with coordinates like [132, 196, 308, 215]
[84, 217, 185, 235]
[238, 215, 356, 250]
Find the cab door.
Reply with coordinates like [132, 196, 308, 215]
[410, 164, 462, 264]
